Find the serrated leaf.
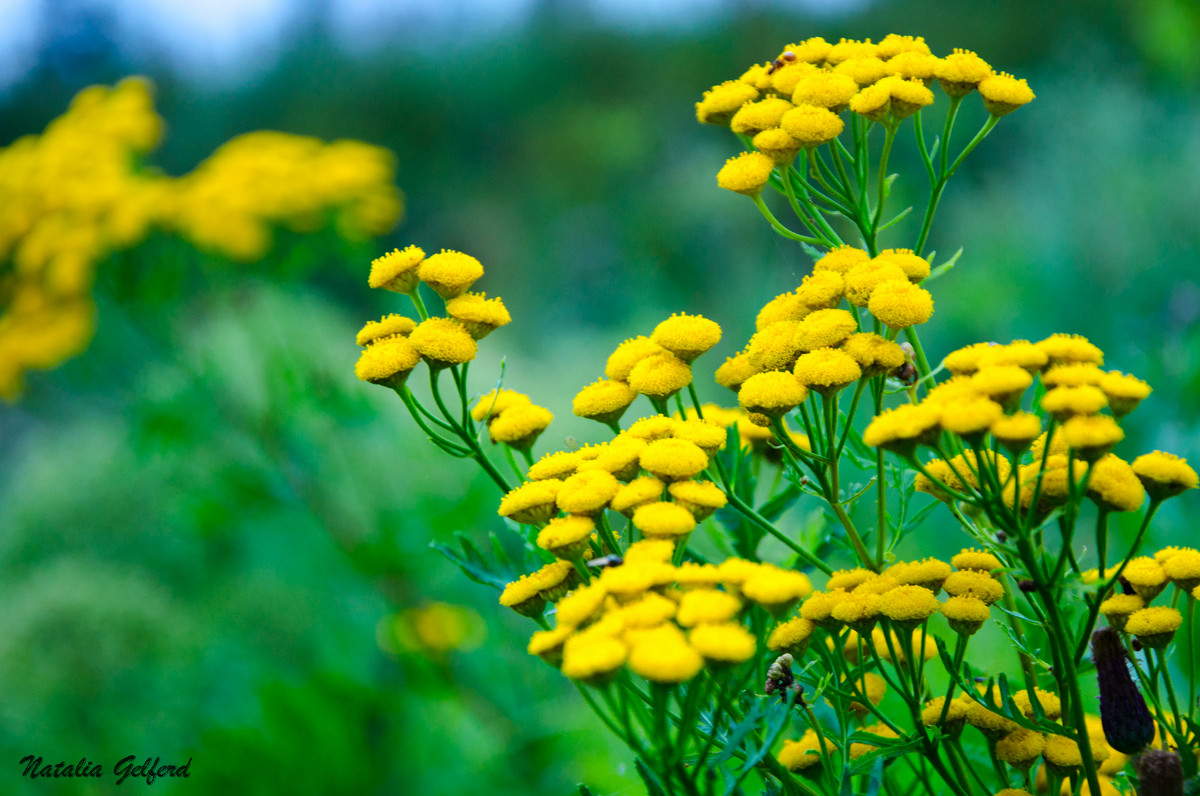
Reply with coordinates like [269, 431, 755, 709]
[431, 540, 509, 590]
[847, 731, 924, 775]
[713, 701, 767, 766]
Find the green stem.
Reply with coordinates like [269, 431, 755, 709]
[724, 491, 832, 575]
[409, 286, 430, 320]
[752, 194, 825, 245]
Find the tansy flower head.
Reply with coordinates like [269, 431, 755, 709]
[1099, 371, 1152, 418]
[1160, 549, 1200, 592]
[472, 388, 531, 423]
[368, 245, 424, 293]
[849, 81, 891, 122]
[978, 340, 1049, 373]
[941, 595, 990, 636]
[696, 80, 760, 126]
[444, 292, 511, 339]
[626, 415, 679, 441]
[354, 335, 420, 388]
[815, 245, 870, 275]
[573, 378, 637, 425]
[528, 449, 582, 481]
[672, 418, 728, 456]
[787, 37, 834, 64]
[991, 412, 1043, 453]
[417, 249, 484, 299]
[651, 313, 722, 363]
[557, 470, 622, 515]
[1042, 363, 1106, 390]
[1086, 454, 1145, 513]
[939, 396, 1003, 440]
[1042, 736, 1084, 773]
[676, 588, 741, 627]
[409, 317, 477, 369]
[579, 436, 646, 482]
[1125, 606, 1182, 649]
[767, 616, 816, 656]
[923, 376, 982, 407]
[770, 61, 820, 96]
[995, 729, 1045, 768]
[794, 308, 858, 351]
[606, 336, 666, 381]
[848, 672, 888, 716]
[1099, 594, 1144, 632]
[537, 515, 595, 560]
[628, 352, 692, 400]
[561, 633, 628, 683]
[779, 104, 845, 148]
[793, 347, 862, 394]
[756, 292, 808, 331]
[613, 592, 677, 629]
[1036, 333, 1104, 367]
[952, 548, 1003, 573]
[942, 570, 1004, 605]
[717, 151, 776, 196]
[790, 70, 860, 112]
[356, 313, 416, 346]
[878, 34, 931, 59]
[674, 562, 723, 589]
[921, 695, 971, 729]
[498, 478, 562, 525]
[935, 48, 992, 97]
[1060, 414, 1123, 461]
[799, 589, 850, 629]
[739, 371, 808, 417]
[862, 403, 941, 455]
[627, 624, 703, 683]
[743, 565, 814, 617]
[831, 591, 884, 633]
[880, 75, 936, 118]
[527, 624, 574, 666]
[624, 538, 677, 565]
[795, 270, 846, 310]
[689, 622, 757, 665]
[488, 404, 553, 450]
[844, 260, 908, 307]
[826, 568, 875, 591]
[841, 332, 905, 376]
[554, 582, 608, 627]
[778, 730, 831, 772]
[632, 501, 697, 540]
[979, 72, 1035, 117]
[875, 248, 931, 282]
[715, 350, 759, 391]
[892, 557, 953, 592]
[730, 96, 795, 136]
[1013, 687, 1062, 720]
[640, 438, 709, 482]
[668, 479, 727, 520]
[834, 56, 890, 87]
[971, 365, 1033, 407]
[879, 584, 941, 628]
[943, 342, 997, 376]
[738, 62, 773, 91]
[752, 128, 803, 165]
[1131, 451, 1199, 500]
[826, 37, 879, 64]
[887, 50, 940, 83]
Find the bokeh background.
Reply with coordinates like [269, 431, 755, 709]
[2, 0, 1198, 793]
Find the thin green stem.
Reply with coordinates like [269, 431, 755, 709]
[752, 194, 825, 245]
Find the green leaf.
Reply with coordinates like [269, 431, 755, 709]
[577, 786, 594, 796]
[923, 246, 963, 283]
[635, 758, 670, 796]
[878, 206, 913, 232]
[847, 731, 924, 775]
[713, 701, 767, 766]
[801, 241, 827, 264]
[430, 534, 513, 591]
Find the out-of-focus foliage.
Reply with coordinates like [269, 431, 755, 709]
[1, 1, 1197, 794]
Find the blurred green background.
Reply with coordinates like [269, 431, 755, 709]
[2, 0, 1199, 793]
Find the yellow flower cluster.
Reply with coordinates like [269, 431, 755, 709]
[699, 35, 1034, 192]
[1, 77, 402, 400]
[519, 541, 814, 684]
[1098, 546, 1200, 648]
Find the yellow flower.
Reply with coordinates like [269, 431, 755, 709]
[557, 470, 621, 515]
[965, 701, 1020, 740]
[826, 568, 874, 591]
[613, 593, 678, 629]
[627, 352, 693, 400]
[555, 583, 608, 627]
[815, 245, 871, 275]
[633, 501, 697, 541]
[624, 538, 677, 565]
[1030, 429, 1070, 461]
[1099, 594, 1144, 632]
[767, 617, 816, 656]
[879, 584, 941, 628]
[971, 365, 1034, 406]
[874, 248, 931, 282]
[485, 404, 551, 450]
[952, 548, 1003, 573]
[672, 418, 727, 456]
[978, 340, 1050, 373]
[626, 415, 680, 441]
[849, 82, 891, 122]
[830, 591, 883, 633]
[639, 438, 709, 482]
[1099, 371, 1152, 418]
[1160, 549, 1200, 592]
[717, 151, 776, 196]
[887, 51, 941, 83]
[941, 595, 990, 636]
[695, 80, 760, 126]
[627, 624, 703, 683]
[731, 97, 795, 136]
[1042, 736, 1083, 773]
[862, 403, 941, 454]
[752, 128, 803, 165]
[356, 313, 416, 346]
[573, 378, 637, 425]
[995, 729, 1045, 768]
[1042, 363, 1106, 389]
[877, 75, 936, 119]
[942, 570, 1004, 605]
[770, 61, 820, 96]
[716, 557, 763, 588]
[1061, 414, 1124, 461]
[1086, 454, 1146, 513]
[756, 292, 808, 331]
[668, 479, 728, 520]
[795, 308, 858, 351]
[606, 336, 667, 381]
[939, 396, 1003, 440]
[408, 317, 477, 368]
[471, 388, 531, 423]
[689, 622, 757, 665]
[527, 450, 582, 481]
[527, 624, 574, 665]
[790, 70, 860, 112]
[1125, 606, 1183, 648]
[921, 695, 971, 728]
[715, 350, 760, 391]
[444, 292, 511, 339]
[537, 515, 596, 559]
[779, 104, 845, 148]
[676, 589, 741, 627]
[979, 72, 1035, 117]
[498, 479, 563, 525]
[368, 245, 424, 293]
[578, 437, 647, 482]
[935, 49, 992, 97]
[778, 730, 830, 771]
[674, 562, 723, 589]
[354, 335, 421, 388]
[561, 633, 628, 682]
[651, 313, 722, 362]
[827, 37, 879, 63]
[991, 412, 1043, 453]
[738, 62, 772, 90]
[844, 260, 908, 307]
[891, 557, 952, 592]
[1131, 451, 1199, 500]
[417, 249, 484, 299]
[1035, 333, 1104, 367]
[796, 270, 846, 310]
[835, 56, 890, 87]
[744, 565, 814, 616]
[739, 371, 808, 417]
[501, 561, 576, 614]
[848, 673, 888, 716]
[786, 37, 835, 64]
[878, 34, 931, 59]
[841, 332, 905, 376]
[793, 348, 862, 394]
[799, 589, 850, 629]
[611, 476, 667, 517]
[943, 342, 995, 376]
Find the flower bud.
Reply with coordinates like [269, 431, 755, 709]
[1091, 627, 1154, 754]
